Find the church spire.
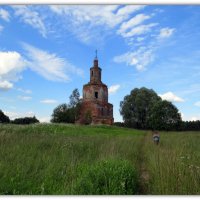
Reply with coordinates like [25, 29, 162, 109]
[95, 50, 98, 60]
[90, 50, 102, 84]
[94, 50, 98, 68]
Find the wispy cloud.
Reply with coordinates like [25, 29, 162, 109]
[23, 43, 84, 82]
[18, 95, 32, 101]
[113, 46, 154, 71]
[12, 6, 47, 38]
[194, 101, 200, 107]
[159, 92, 184, 102]
[17, 88, 32, 94]
[118, 14, 152, 37]
[0, 8, 10, 22]
[0, 80, 13, 90]
[108, 84, 120, 94]
[49, 5, 145, 44]
[158, 27, 175, 39]
[40, 99, 58, 104]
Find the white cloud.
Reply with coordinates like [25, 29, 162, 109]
[159, 92, 184, 102]
[158, 27, 175, 38]
[50, 5, 145, 28]
[17, 88, 32, 94]
[39, 116, 50, 123]
[108, 84, 120, 94]
[194, 101, 200, 107]
[49, 5, 145, 44]
[191, 117, 198, 121]
[23, 43, 83, 82]
[0, 51, 26, 90]
[0, 43, 82, 89]
[5, 111, 35, 120]
[18, 95, 32, 101]
[113, 47, 154, 71]
[13, 6, 47, 38]
[40, 99, 58, 104]
[0, 8, 10, 22]
[118, 13, 151, 36]
[0, 80, 13, 90]
[121, 23, 158, 38]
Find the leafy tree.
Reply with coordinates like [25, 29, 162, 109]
[148, 100, 182, 131]
[69, 88, 81, 108]
[69, 89, 82, 121]
[51, 103, 75, 123]
[12, 116, 39, 124]
[51, 88, 82, 123]
[0, 110, 10, 123]
[120, 87, 161, 129]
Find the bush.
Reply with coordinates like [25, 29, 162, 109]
[12, 116, 39, 124]
[72, 159, 138, 195]
[0, 110, 10, 123]
[113, 122, 125, 127]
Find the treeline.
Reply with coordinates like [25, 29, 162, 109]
[1, 87, 200, 131]
[113, 121, 200, 131]
[0, 110, 39, 125]
[119, 87, 200, 131]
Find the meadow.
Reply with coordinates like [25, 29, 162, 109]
[0, 124, 199, 195]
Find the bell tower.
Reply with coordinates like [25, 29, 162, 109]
[90, 50, 102, 84]
[76, 51, 114, 125]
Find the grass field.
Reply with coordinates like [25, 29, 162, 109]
[0, 124, 199, 195]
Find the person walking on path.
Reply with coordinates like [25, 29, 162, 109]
[152, 130, 160, 145]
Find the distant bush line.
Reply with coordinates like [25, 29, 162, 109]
[11, 116, 39, 125]
[0, 110, 39, 125]
[114, 121, 200, 131]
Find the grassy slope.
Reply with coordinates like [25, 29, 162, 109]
[0, 124, 199, 195]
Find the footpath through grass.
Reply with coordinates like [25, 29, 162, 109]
[0, 124, 199, 195]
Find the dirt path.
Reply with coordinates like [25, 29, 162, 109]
[138, 132, 150, 194]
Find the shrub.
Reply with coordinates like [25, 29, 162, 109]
[0, 110, 10, 123]
[72, 159, 138, 195]
[12, 116, 39, 124]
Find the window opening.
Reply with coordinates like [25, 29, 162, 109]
[95, 92, 98, 99]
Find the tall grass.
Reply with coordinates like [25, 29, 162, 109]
[0, 124, 144, 195]
[0, 124, 199, 194]
[144, 131, 200, 194]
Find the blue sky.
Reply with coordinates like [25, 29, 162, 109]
[0, 5, 200, 122]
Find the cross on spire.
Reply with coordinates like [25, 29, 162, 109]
[95, 50, 98, 59]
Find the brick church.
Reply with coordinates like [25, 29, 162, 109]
[76, 54, 114, 125]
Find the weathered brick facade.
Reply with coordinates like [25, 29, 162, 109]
[76, 57, 114, 125]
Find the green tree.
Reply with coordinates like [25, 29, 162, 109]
[69, 88, 80, 108]
[120, 87, 161, 129]
[0, 110, 10, 123]
[69, 88, 82, 121]
[51, 104, 75, 123]
[51, 88, 82, 123]
[148, 100, 182, 131]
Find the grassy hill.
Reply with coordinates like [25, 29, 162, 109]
[0, 124, 199, 195]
